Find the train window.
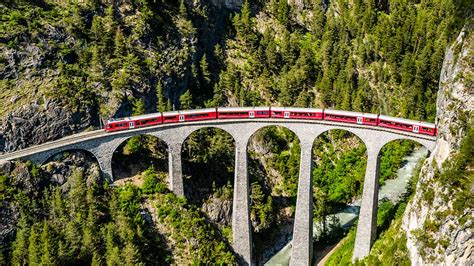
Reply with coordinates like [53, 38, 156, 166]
[187, 113, 211, 119]
[220, 112, 246, 116]
[257, 111, 268, 115]
[328, 114, 356, 121]
[165, 116, 175, 120]
[273, 111, 282, 115]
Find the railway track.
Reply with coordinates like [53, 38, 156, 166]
[0, 118, 436, 163]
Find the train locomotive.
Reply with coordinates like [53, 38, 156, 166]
[106, 107, 437, 136]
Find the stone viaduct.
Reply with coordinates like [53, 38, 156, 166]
[0, 118, 436, 265]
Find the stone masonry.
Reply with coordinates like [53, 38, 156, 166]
[0, 119, 436, 265]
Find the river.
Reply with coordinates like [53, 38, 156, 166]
[264, 147, 429, 265]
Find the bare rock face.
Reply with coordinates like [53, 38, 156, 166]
[202, 195, 232, 226]
[185, 0, 242, 10]
[209, 0, 243, 10]
[0, 100, 92, 153]
[402, 27, 474, 265]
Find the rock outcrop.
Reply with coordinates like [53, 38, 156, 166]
[0, 101, 92, 153]
[202, 195, 232, 226]
[208, 0, 243, 10]
[402, 27, 473, 265]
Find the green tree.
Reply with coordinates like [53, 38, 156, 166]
[179, 0, 187, 17]
[133, 98, 146, 115]
[200, 54, 211, 85]
[114, 27, 125, 58]
[10, 215, 29, 265]
[40, 222, 56, 265]
[277, 0, 289, 25]
[28, 226, 40, 265]
[179, 90, 193, 109]
[156, 81, 165, 112]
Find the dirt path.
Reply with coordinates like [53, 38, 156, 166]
[316, 239, 345, 266]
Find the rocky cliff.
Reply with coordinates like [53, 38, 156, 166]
[402, 26, 473, 265]
[0, 0, 234, 153]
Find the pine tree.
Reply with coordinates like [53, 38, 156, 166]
[133, 98, 146, 116]
[52, 187, 65, 220]
[156, 81, 165, 112]
[179, 90, 193, 109]
[241, 0, 251, 29]
[68, 169, 87, 217]
[114, 27, 125, 58]
[40, 222, 56, 265]
[167, 99, 172, 111]
[11, 215, 29, 265]
[28, 226, 40, 265]
[214, 43, 224, 64]
[105, 224, 121, 265]
[179, 0, 187, 17]
[277, 0, 289, 25]
[123, 243, 142, 265]
[200, 54, 211, 85]
[91, 251, 103, 266]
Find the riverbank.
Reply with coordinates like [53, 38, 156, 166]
[265, 147, 428, 265]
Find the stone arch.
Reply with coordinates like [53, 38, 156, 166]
[181, 126, 237, 204]
[313, 126, 369, 150]
[376, 138, 430, 192]
[180, 125, 237, 146]
[352, 133, 435, 260]
[378, 135, 436, 154]
[310, 128, 368, 244]
[246, 125, 302, 263]
[42, 148, 100, 166]
[110, 133, 169, 182]
[40, 148, 104, 184]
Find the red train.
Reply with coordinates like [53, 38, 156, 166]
[106, 107, 437, 136]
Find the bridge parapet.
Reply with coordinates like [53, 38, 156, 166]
[0, 119, 436, 265]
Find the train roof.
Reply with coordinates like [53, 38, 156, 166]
[107, 117, 131, 123]
[324, 109, 378, 118]
[217, 107, 270, 112]
[107, 112, 163, 123]
[271, 107, 323, 112]
[162, 108, 216, 116]
[378, 115, 436, 128]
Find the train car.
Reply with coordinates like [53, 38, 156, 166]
[323, 109, 378, 126]
[378, 115, 437, 136]
[271, 107, 323, 120]
[217, 107, 271, 119]
[106, 118, 132, 132]
[131, 113, 163, 128]
[162, 108, 217, 123]
[106, 112, 163, 132]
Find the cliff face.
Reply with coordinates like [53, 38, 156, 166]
[402, 27, 473, 265]
[0, 1, 233, 153]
